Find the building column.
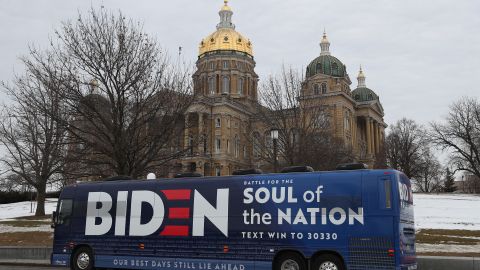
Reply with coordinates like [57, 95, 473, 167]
[353, 118, 358, 153]
[198, 113, 204, 153]
[184, 113, 190, 150]
[371, 119, 376, 155]
[376, 123, 381, 153]
[350, 114, 354, 148]
[366, 117, 372, 155]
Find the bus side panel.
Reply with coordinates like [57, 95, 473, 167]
[52, 172, 399, 270]
[346, 173, 396, 270]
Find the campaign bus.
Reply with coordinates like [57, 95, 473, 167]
[51, 168, 416, 270]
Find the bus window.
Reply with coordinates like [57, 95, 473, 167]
[378, 178, 392, 210]
[384, 180, 392, 209]
[57, 199, 73, 225]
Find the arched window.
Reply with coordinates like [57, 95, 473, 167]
[237, 78, 244, 95]
[314, 84, 320, 95]
[208, 77, 216, 95]
[321, 83, 327, 94]
[331, 62, 338, 75]
[222, 76, 230, 94]
[316, 63, 322, 73]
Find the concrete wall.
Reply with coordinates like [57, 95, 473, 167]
[0, 246, 51, 260]
[418, 256, 480, 270]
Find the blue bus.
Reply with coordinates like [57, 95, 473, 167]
[51, 168, 416, 270]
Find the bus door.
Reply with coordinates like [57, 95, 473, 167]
[53, 187, 75, 243]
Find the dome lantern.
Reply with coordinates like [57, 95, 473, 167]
[320, 30, 331, 56]
[357, 65, 367, 88]
[217, 0, 235, 30]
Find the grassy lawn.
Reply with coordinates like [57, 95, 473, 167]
[0, 231, 53, 246]
[416, 229, 480, 256]
[0, 215, 53, 246]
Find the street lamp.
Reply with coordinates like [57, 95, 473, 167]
[270, 129, 279, 173]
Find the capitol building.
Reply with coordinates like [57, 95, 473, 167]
[176, 1, 386, 176]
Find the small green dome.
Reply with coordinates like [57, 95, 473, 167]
[306, 55, 347, 78]
[351, 87, 379, 102]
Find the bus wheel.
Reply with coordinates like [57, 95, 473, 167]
[72, 247, 94, 270]
[274, 252, 306, 270]
[312, 254, 345, 270]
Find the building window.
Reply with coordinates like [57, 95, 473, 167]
[215, 138, 221, 153]
[215, 167, 221, 176]
[208, 77, 215, 95]
[331, 62, 338, 75]
[344, 112, 351, 131]
[314, 84, 320, 95]
[203, 136, 207, 154]
[210, 62, 215, 69]
[316, 63, 322, 73]
[253, 132, 261, 158]
[243, 145, 247, 159]
[238, 78, 244, 95]
[188, 136, 194, 155]
[321, 83, 327, 94]
[226, 139, 230, 153]
[215, 118, 221, 128]
[222, 76, 230, 94]
[223, 60, 229, 69]
[234, 136, 240, 158]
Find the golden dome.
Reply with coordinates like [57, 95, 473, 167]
[198, 1, 253, 57]
[199, 29, 253, 56]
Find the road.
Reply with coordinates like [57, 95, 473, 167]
[0, 266, 67, 270]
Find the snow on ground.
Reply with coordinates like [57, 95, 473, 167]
[417, 243, 480, 253]
[413, 193, 480, 231]
[0, 224, 52, 233]
[0, 198, 58, 220]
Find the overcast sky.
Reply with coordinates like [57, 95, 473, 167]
[0, 0, 479, 127]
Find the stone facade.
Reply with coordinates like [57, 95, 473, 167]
[175, 1, 386, 176]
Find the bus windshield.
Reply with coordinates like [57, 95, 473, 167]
[398, 173, 414, 221]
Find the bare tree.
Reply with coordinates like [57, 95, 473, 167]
[415, 147, 443, 193]
[443, 168, 457, 193]
[385, 118, 427, 179]
[430, 98, 480, 181]
[23, 9, 193, 179]
[0, 73, 68, 216]
[253, 66, 353, 171]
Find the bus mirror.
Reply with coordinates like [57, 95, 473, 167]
[51, 211, 57, 228]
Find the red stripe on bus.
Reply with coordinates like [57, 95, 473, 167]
[161, 189, 191, 200]
[168, 208, 190, 219]
[160, 225, 189, 236]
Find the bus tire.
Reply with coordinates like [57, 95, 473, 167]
[312, 254, 345, 270]
[274, 252, 306, 270]
[72, 247, 94, 270]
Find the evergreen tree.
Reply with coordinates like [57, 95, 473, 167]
[444, 168, 457, 193]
